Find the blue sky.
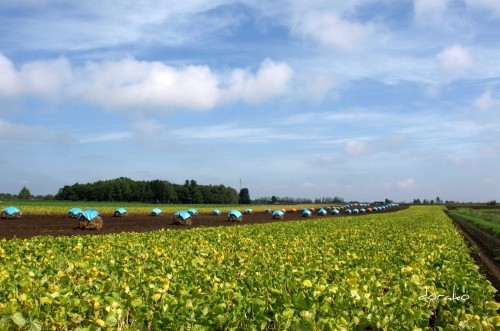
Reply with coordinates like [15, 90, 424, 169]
[1, 0, 499, 202]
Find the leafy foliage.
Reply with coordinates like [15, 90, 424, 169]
[54, 177, 239, 204]
[17, 187, 32, 200]
[0, 206, 498, 329]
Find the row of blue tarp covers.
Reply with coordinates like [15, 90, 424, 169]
[69, 208, 128, 217]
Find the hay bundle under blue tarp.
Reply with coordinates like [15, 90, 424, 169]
[264, 208, 271, 214]
[245, 208, 253, 214]
[227, 209, 242, 222]
[151, 208, 162, 216]
[113, 207, 128, 217]
[188, 208, 198, 215]
[211, 209, 221, 215]
[318, 208, 327, 216]
[272, 210, 284, 220]
[172, 210, 192, 225]
[331, 209, 340, 215]
[77, 208, 103, 230]
[301, 208, 312, 217]
[67, 208, 83, 218]
[1, 206, 22, 219]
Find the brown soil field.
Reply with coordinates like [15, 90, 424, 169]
[0, 207, 407, 240]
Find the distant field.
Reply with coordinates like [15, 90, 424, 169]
[447, 207, 500, 236]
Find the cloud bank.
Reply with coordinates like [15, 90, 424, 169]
[0, 54, 293, 112]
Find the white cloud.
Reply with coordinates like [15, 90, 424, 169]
[291, 11, 376, 51]
[0, 55, 294, 111]
[0, 55, 71, 99]
[19, 58, 72, 100]
[0, 54, 18, 97]
[436, 44, 473, 71]
[292, 71, 338, 102]
[396, 178, 416, 189]
[224, 59, 293, 104]
[73, 58, 221, 111]
[465, 0, 500, 17]
[346, 139, 370, 156]
[473, 89, 499, 111]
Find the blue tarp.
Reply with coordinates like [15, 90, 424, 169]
[115, 207, 127, 215]
[151, 208, 162, 215]
[188, 208, 198, 215]
[68, 208, 83, 216]
[79, 208, 99, 222]
[245, 208, 253, 214]
[302, 209, 312, 217]
[211, 209, 221, 215]
[331, 209, 340, 215]
[228, 210, 242, 218]
[174, 210, 192, 220]
[318, 208, 327, 215]
[3, 206, 21, 216]
[272, 210, 284, 217]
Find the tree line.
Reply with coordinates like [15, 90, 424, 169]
[253, 195, 345, 205]
[54, 177, 240, 204]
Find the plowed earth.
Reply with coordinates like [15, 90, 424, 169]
[0, 207, 407, 240]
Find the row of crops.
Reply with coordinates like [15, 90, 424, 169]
[0, 201, 400, 216]
[1, 203, 400, 222]
[0, 206, 498, 329]
[447, 206, 500, 236]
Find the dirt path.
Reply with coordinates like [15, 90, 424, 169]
[445, 210, 500, 302]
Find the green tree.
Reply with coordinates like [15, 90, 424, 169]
[18, 186, 32, 200]
[239, 188, 251, 204]
[271, 196, 278, 204]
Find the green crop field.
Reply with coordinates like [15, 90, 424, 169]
[0, 206, 498, 330]
[447, 207, 500, 236]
